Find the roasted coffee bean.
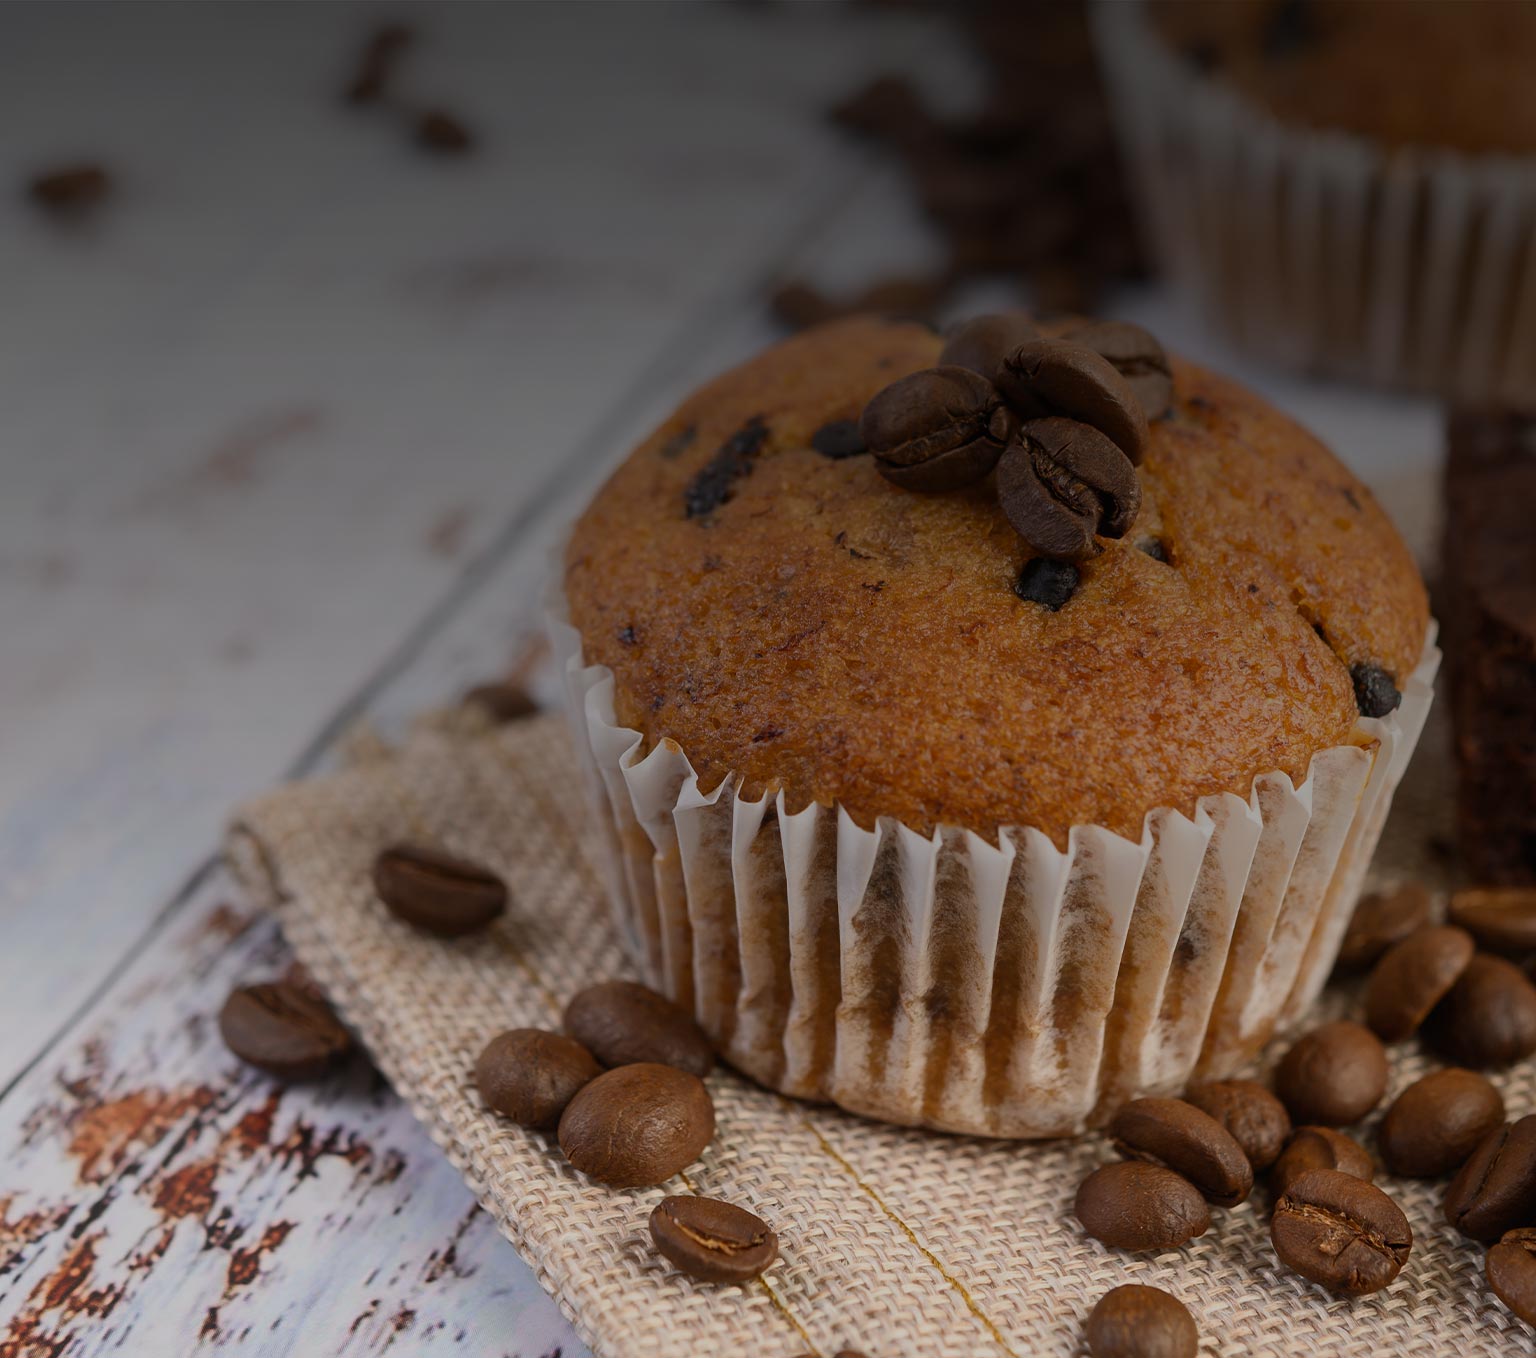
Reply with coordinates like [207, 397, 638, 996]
[1272, 1169, 1411, 1296]
[1085, 1284, 1197, 1358]
[810, 419, 867, 459]
[1335, 883, 1434, 971]
[938, 312, 1041, 384]
[1448, 886, 1536, 954]
[1378, 1068, 1505, 1178]
[29, 163, 111, 217]
[1273, 1021, 1388, 1126]
[1487, 1227, 1536, 1326]
[1271, 1126, 1374, 1199]
[1074, 1161, 1210, 1252]
[1445, 1116, 1536, 1242]
[1425, 954, 1536, 1068]
[1350, 662, 1401, 718]
[997, 417, 1141, 561]
[1109, 1097, 1253, 1206]
[1183, 1080, 1291, 1172]
[648, 1195, 779, 1283]
[563, 980, 715, 1077]
[417, 108, 475, 154]
[860, 366, 1014, 492]
[462, 681, 539, 723]
[995, 338, 1150, 465]
[474, 1028, 600, 1130]
[1014, 557, 1079, 610]
[557, 1063, 715, 1188]
[684, 416, 771, 518]
[1364, 925, 1475, 1040]
[1047, 319, 1173, 420]
[373, 843, 507, 937]
[219, 982, 351, 1081]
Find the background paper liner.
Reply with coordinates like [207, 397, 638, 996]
[553, 593, 1439, 1138]
[227, 698, 1536, 1358]
[1094, 0, 1536, 404]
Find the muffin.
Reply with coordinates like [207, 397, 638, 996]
[553, 314, 1435, 1137]
[1095, 0, 1536, 402]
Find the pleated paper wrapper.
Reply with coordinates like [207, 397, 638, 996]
[553, 595, 1439, 1139]
[1095, 0, 1536, 404]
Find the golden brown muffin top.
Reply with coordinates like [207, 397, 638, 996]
[1152, 0, 1536, 156]
[564, 317, 1428, 844]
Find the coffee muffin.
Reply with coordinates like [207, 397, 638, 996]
[554, 314, 1435, 1137]
[1096, 0, 1536, 403]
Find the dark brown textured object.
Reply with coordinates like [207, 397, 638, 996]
[1270, 1126, 1374, 1199]
[648, 1196, 778, 1284]
[996, 417, 1141, 561]
[1183, 1080, 1291, 1171]
[563, 980, 715, 1078]
[1444, 1116, 1536, 1243]
[1424, 953, 1536, 1068]
[474, 1028, 600, 1130]
[1085, 1284, 1197, 1358]
[1335, 883, 1434, 971]
[1272, 1170, 1411, 1296]
[1443, 411, 1536, 886]
[1044, 318, 1174, 420]
[373, 843, 507, 936]
[1377, 1068, 1504, 1179]
[1074, 1161, 1210, 1252]
[1108, 1097, 1253, 1206]
[218, 983, 352, 1081]
[1273, 1022, 1388, 1126]
[462, 681, 539, 722]
[1448, 886, 1536, 953]
[995, 338, 1150, 465]
[938, 312, 1041, 384]
[557, 1064, 715, 1188]
[417, 108, 475, 154]
[28, 163, 111, 218]
[860, 366, 1014, 492]
[1364, 926, 1475, 1040]
[1488, 1228, 1536, 1326]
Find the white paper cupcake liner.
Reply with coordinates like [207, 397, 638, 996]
[1094, 0, 1536, 403]
[550, 580, 1438, 1137]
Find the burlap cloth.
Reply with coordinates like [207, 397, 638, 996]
[226, 705, 1534, 1358]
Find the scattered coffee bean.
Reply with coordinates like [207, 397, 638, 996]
[557, 1063, 715, 1188]
[1048, 319, 1173, 420]
[648, 1195, 778, 1284]
[462, 681, 539, 723]
[1085, 1284, 1197, 1358]
[474, 1028, 600, 1130]
[372, 843, 507, 937]
[1271, 1126, 1374, 1199]
[344, 23, 414, 104]
[995, 338, 1150, 465]
[1378, 1068, 1504, 1179]
[219, 982, 351, 1081]
[1444, 1116, 1536, 1243]
[684, 416, 770, 518]
[1425, 953, 1536, 1068]
[1109, 1097, 1253, 1206]
[997, 416, 1140, 560]
[1487, 1227, 1536, 1326]
[1448, 886, 1536, 954]
[1074, 1161, 1210, 1252]
[281, 957, 328, 1005]
[1335, 883, 1434, 971]
[938, 312, 1041, 384]
[1350, 662, 1402, 718]
[1014, 557, 1080, 611]
[811, 419, 867, 459]
[1273, 1021, 1388, 1126]
[28, 163, 111, 218]
[1364, 925, 1475, 1041]
[417, 108, 475, 154]
[861, 366, 1014, 492]
[1272, 1169, 1411, 1296]
[1183, 1080, 1291, 1171]
[563, 980, 715, 1078]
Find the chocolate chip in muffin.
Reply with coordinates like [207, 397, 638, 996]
[1350, 662, 1402, 718]
[658, 424, 696, 460]
[811, 419, 867, 459]
[1014, 557, 1080, 611]
[1138, 538, 1169, 562]
[617, 625, 639, 646]
[684, 416, 770, 518]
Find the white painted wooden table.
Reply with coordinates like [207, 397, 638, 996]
[0, 4, 1446, 1354]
